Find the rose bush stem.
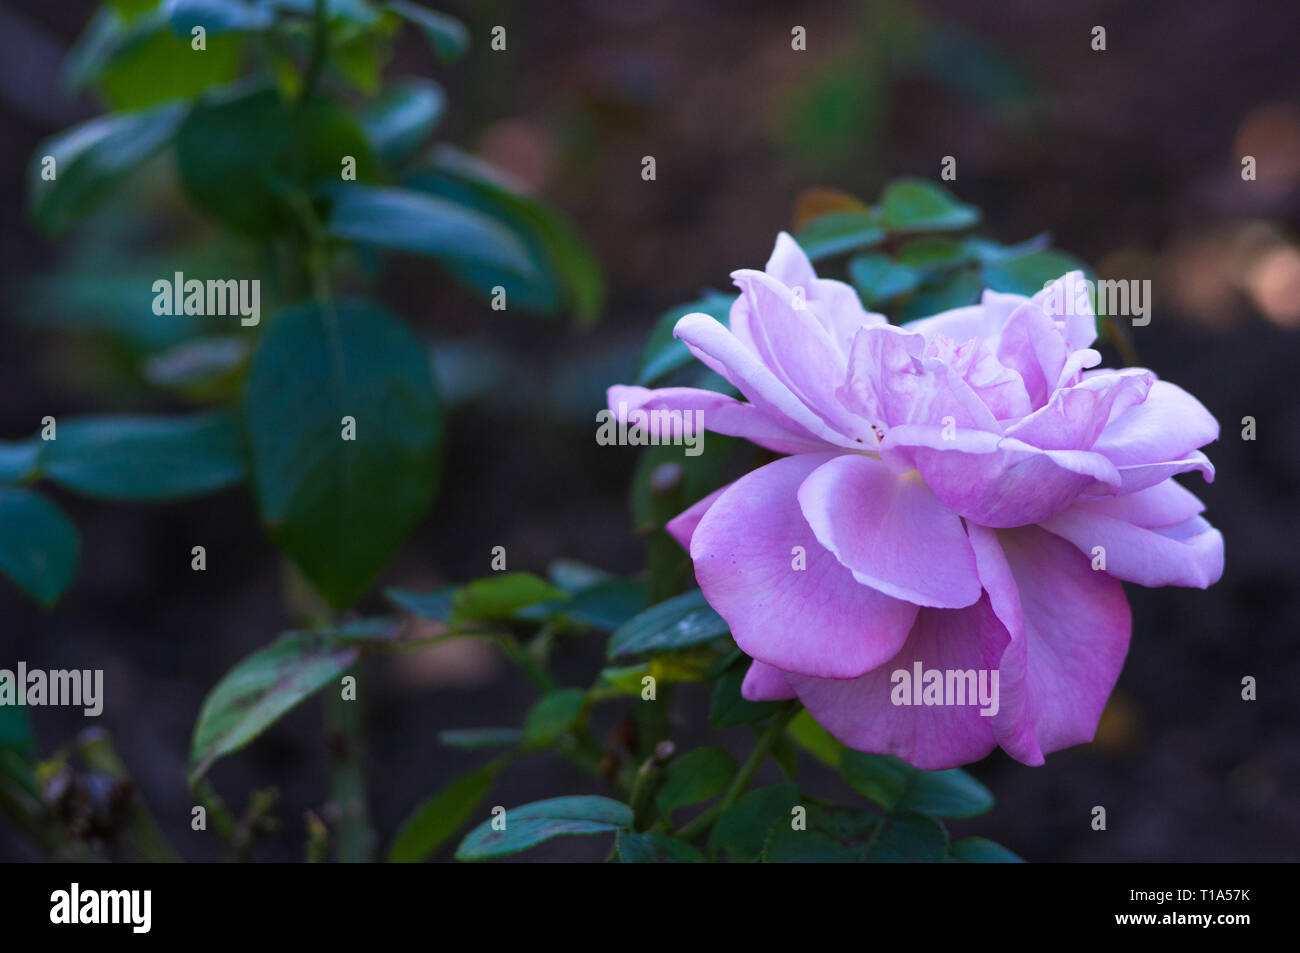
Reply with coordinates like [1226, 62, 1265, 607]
[676, 700, 801, 842]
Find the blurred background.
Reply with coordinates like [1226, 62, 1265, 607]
[2, 0, 1298, 861]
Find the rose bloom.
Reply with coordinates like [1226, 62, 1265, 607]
[608, 234, 1223, 769]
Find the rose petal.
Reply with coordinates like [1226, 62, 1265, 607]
[691, 452, 918, 678]
[970, 524, 1131, 763]
[740, 659, 796, 702]
[785, 597, 1007, 770]
[1039, 489, 1224, 588]
[607, 384, 831, 455]
[674, 312, 860, 449]
[1092, 379, 1219, 467]
[797, 453, 983, 608]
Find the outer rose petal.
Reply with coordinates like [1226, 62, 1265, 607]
[969, 524, 1131, 764]
[1092, 379, 1219, 467]
[664, 485, 728, 550]
[741, 660, 796, 702]
[1039, 486, 1224, 588]
[674, 312, 860, 450]
[606, 384, 831, 455]
[785, 596, 1007, 770]
[691, 453, 918, 679]
[1086, 451, 1216, 496]
[797, 454, 982, 608]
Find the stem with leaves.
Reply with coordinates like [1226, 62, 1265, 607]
[676, 700, 801, 842]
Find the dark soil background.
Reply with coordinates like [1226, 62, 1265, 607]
[2, 0, 1298, 861]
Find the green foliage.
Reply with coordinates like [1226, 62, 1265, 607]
[387, 759, 504, 862]
[656, 747, 737, 813]
[404, 147, 605, 321]
[456, 796, 634, 861]
[522, 690, 586, 747]
[22, 0, 603, 615]
[40, 412, 246, 501]
[607, 588, 730, 659]
[633, 178, 1088, 345]
[190, 631, 361, 782]
[616, 830, 706, 863]
[0, 489, 81, 607]
[245, 299, 442, 607]
[29, 104, 183, 235]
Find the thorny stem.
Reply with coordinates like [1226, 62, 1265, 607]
[628, 741, 675, 831]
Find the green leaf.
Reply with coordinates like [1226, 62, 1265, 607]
[861, 811, 949, 861]
[841, 751, 994, 818]
[765, 806, 948, 862]
[176, 87, 293, 237]
[65, 6, 242, 110]
[262, 0, 379, 24]
[794, 211, 886, 260]
[0, 441, 40, 484]
[101, 19, 242, 111]
[292, 95, 381, 187]
[245, 299, 442, 608]
[190, 631, 360, 781]
[387, 1, 468, 63]
[607, 588, 730, 659]
[29, 103, 184, 234]
[386, 585, 457, 621]
[456, 796, 633, 860]
[0, 706, 36, 758]
[405, 147, 605, 321]
[40, 412, 245, 502]
[522, 689, 586, 747]
[846, 254, 920, 307]
[615, 830, 706, 863]
[557, 578, 646, 630]
[896, 271, 983, 323]
[707, 782, 798, 861]
[950, 836, 1024, 863]
[164, 0, 276, 34]
[963, 234, 1052, 264]
[879, 179, 980, 233]
[0, 489, 80, 607]
[709, 659, 781, 729]
[785, 710, 844, 768]
[437, 727, 522, 751]
[325, 183, 540, 285]
[358, 77, 446, 165]
[546, 558, 610, 594]
[634, 291, 734, 385]
[450, 573, 567, 624]
[657, 747, 737, 813]
[763, 828, 861, 862]
[896, 237, 974, 275]
[980, 249, 1087, 297]
[387, 760, 503, 862]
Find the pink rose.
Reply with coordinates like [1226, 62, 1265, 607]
[608, 234, 1223, 769]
